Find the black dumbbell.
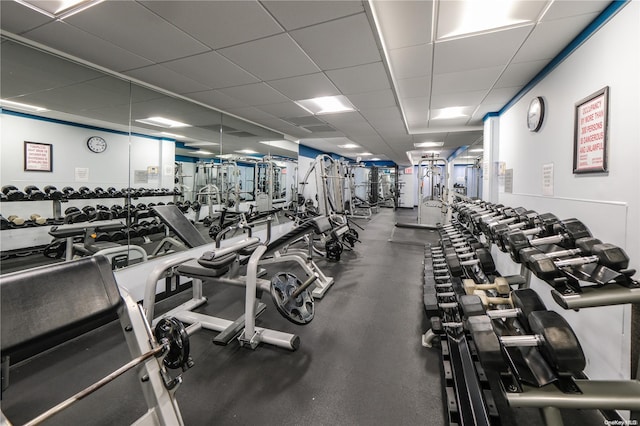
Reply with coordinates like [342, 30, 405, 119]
[62, 186, 82, 199]
[522, 241, 629, 281]
[507, 218, 591, 263]
[63, 207, 89, 224]
[94, 187, 107, 198]
[24, 185, 46, 200]
[470, 308, 585, 374]
[106, 187, 122, 197]
[2, 185, 25, 201]
[78, 186, 96, 198]
[82, 206, 97, 221]
[44, 185, 64, 200]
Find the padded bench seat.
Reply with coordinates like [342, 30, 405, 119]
[1, 255, 122, 361]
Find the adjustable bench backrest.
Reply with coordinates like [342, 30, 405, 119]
[152, 205, 208, 248]
[265, 216, 333, 255]
[1, 255, 122, 361]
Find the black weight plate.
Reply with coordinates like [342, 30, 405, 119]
[528, 310, 585, 373]
[270, 272, 315, 325]
[154, 317, 190, 370]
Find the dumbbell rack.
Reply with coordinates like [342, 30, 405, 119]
[0, 188, 178, 256]
[424, 245, 500, 426]
[450, 197, 640, 424]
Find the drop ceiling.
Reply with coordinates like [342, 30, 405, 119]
[0, 0, 616, 165]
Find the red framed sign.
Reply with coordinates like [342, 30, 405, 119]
[573, 87, 609, 174]
[24, 141, 53, 172]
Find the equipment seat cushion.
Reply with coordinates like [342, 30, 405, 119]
[177, 252, 237, 278]
[0, 255, 122, 357]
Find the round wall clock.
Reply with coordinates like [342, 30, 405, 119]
[527, 96, 545, 132]
[87, 136, 107, 153]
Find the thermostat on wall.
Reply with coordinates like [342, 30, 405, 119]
[87, 136, 107, 153]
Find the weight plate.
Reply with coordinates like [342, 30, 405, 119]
[154, 317, 190, 370]
[270, 272, 315, 325]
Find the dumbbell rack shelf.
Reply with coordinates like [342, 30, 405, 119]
[423, 245, 500, 426]
[0, 194, 176, 255]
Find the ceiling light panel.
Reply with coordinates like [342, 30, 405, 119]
[135, 116, 191, 128]
[437, 0, 546, 40]
[414, 141, 444, 148]
[15, 0, 103, 19]
[1, 99, 48, 112]
[295, 95, 356, 115]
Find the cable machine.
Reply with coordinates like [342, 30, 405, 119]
[396, 154, 451, 229]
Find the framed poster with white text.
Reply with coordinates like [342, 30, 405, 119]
[24, 141, 52, 172]
[573, 86, 609, 173]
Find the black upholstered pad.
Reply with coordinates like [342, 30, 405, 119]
[152, 205, 208, 248]
[265, 216, 331, 255]
[177, 258, 232, 278]
[0, 255, 122, 356]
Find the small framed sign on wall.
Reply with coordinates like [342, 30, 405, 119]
[24, 141, 52, 172]
[573, 86, 609, 174]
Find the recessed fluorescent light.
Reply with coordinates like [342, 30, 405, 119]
[196, 150, 213, 155]
[161, 132, 185, 139]
[358, 152, 373, 156]
[469, 148, 484, 152]
[440, 0, 532, 39]
[135, 116, 191, 128]
[14, 0, 104, 19]
[338, 144, 360, 149]
[414, 141, 444, 148]
[235, 149, 258, 154]
[431, 107, 468, 120]
[370, 158, 381, 161]
[295, 95, 356, 115]
[1, 99, 48, 112]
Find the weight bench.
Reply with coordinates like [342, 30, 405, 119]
[152, 204, 335, 298]
[48, 221, 148, 267]
[1, 255, 184, 425]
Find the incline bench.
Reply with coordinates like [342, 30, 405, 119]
[0, 256, 185, 425]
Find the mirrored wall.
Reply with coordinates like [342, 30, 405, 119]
[0, 36, 294, 273]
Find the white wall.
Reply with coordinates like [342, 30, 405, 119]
[0, 113, 175, 221]
[489, 2, 639, 382]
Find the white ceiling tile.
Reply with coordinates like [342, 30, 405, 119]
[427, 117, 470, 128]
[433, 25, 534, 74]
[267, 73, 340, 100]
[0, 40, 105, 97]
[513, 13, 600, 63]
[124, 65, 210, 94]
[290, 14, 381, 70]
[402, 97, 429, 114]
[25, 21, 154, 72]
[430, 90, 487, 109]
[432, 67, 504, 94]
[162, 51, 259, 89]
[360, 106, 403, 123]
[219, 33, 319, 81]
[369, 0, 434, 49]
[256, 102, 311, 118]
[262, 0, 363, 30]
[140, 1, 283, 49]
[348, 89, 397, 110]
[186, 90, 249, 110]
[542, 1, 611, 21]
[219, 83, 290, 106]
[388, 44, 433, 80]
[65, 1, 209, 62]
[397, 76, 430, 99]
[495, 60, 548, 88]
[483, 87, 521, 105]
[319, 111, 364, 126]
[326, 62, 390, 95]
[0, 1, 54, 34]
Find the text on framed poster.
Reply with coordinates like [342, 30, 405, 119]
[24, 141, 53, 172]
[573, 86, 608, 173]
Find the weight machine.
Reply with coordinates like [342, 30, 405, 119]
[344, 163, 372, 219]
[254, 157, 286, 213]
[397, 155, 452, 229]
